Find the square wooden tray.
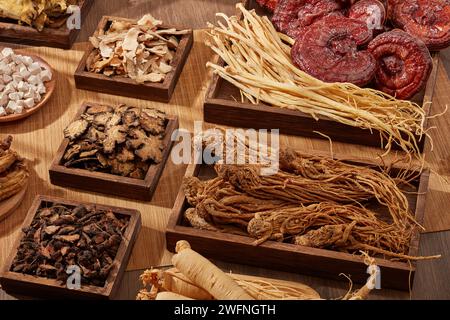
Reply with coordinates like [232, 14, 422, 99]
[49, 102, 179, 201]
[166, 152, 430, 291]
[204, 0, 439, 152]
[0, 0, 94, 49]
[0, 195, 141, 300]
[74, 16, 194, 102]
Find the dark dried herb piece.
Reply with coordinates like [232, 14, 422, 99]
[61, 104, 168, 179]
[10, 203, 130, 288]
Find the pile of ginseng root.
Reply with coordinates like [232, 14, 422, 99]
[182, 149, 441, 262]
[137, 241, 378, 300]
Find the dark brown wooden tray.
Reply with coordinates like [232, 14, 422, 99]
[0, 195, 141, 300]
[0, 0, 93, 49]
[166, 151, 430, 291]
[74, 16, 194, 102]
[204, 0, 439, 152]
[49, 102, 179, 201]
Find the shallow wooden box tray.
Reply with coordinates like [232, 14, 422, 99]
[0, 195, 141, 300]
[74, 16, 194, 102]
[166, 152, 430, 291]
[204, 0, 439, 152]
[0, 0, 93, 49]
[49, 102, 179, 201]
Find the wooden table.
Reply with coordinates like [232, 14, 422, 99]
[1, 0, 450, 300]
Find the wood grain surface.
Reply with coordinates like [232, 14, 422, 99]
[1, 0, 450, 300]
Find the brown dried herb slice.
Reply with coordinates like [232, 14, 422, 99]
[64, 119, 89, 141]
[108, 159, 136, 177]
[140, 108, 167, 135]
[127, 129, 164, 163]
[86, 105, 114, 115]
[103, 125, 128, 154]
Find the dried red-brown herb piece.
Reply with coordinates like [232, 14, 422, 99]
[368, 29, 432, 99]
[272, 0, 344, 39]
[393, 0, 450, 50]
[64, 120, 89, 140]
[291, 15, 376, 86]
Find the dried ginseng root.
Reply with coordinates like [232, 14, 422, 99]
[62, 104, 167, 179]
[87, 14, 189, 83]
[247, 202, 436, 260]
[10, 203, 130, 287]
[137, 241, 379, 300]
[182, 148, 442, 262]
[216, 160, 414, 227]
[0, 136, 29, 202]
[246, 202, 414, 251]
[182, 176, 292, 233]
[277, 149, 413, 226]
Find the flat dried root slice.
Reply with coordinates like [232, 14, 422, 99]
[368, 29, 432, 99]
[393, 0, 450, 51]
[86, 127, 106, 143]
[64, 119, 89, 140]
[127, 129, 164, 163]
[291, 16, 376, 86]
[103, 125, 128, 154]
[93, 112, 113, 127]
[63, 144, 81, 161]
[140, 108, 167, 135]
[122, 108, 141, 127]
[272, 0, 343, 39]
[116, 147, 135, 163]
[86, 105, 114, 115]
[348, 0, 386, 32]
[108, 158, 136, 177]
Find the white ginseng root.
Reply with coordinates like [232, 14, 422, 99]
[155, 292, 193, 300]
[172, 240, 254, 300]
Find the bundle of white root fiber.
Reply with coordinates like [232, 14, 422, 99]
[136, 241, 378, 300]
[206, 4, 427, 156]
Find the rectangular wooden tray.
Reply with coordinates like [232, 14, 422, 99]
[74, 16, 194, 102]
[204, 0, 439, 152]
[0, 0, 94, 49]
[49, 102, 179, 201]
[166, 152, 430, 291]
[0, 195, 141, 300]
